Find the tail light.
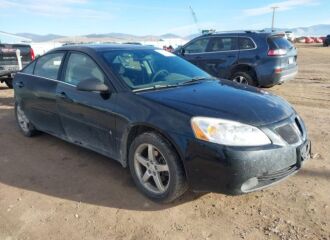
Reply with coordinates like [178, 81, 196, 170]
[268, 49, 287, 56]
[30, 48, 35, 60]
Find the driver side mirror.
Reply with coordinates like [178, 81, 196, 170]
[77, 78, 109, 93]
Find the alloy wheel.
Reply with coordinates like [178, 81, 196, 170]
[233, 75, 249, 85]
[134, 143, 170, 194]
[16, 105, 30, 133]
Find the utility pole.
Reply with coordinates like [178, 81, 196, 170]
[271, 6, 279, 31]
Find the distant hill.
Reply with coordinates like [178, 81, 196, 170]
[9, 24, 330, 43]
[263, 24, 330, 37]
[160, 33, 181, 39]
[16, 33, 65, 42]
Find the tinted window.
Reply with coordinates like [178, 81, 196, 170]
[208, 37, 238, 52]
[22, 61, 35, 74]
[239, 38, 255, 50]
[34, 53, 64, 79]
[103, 49, 210, 89]
[268, 36, 293, 49]
[64, 53, 105, 86]
[185, 38, 209, 54]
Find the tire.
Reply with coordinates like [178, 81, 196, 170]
[15, 103, 39, 137]
[128, 132, 188, 203]
[231, 71, 257, 86]
[5, 78, 13, 89]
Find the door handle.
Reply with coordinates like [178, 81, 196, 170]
[57, 92, 73, 103]
[16, 81, 24, 88]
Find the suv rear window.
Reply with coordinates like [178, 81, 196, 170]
[268, 36, 293, 49]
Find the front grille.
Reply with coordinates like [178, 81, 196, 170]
[257, 165, 298, 183]
[242, 164, 299, 192]
[275, 123, 300, 144]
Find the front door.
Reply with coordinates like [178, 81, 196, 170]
[56, 52, 117, 156]
[181, 37, 210, 70]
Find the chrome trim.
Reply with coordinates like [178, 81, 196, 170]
[184, 36, 257, 56]
[17, 72, 76, 87]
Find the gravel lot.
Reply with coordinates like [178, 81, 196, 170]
[0, 44, 329, 240]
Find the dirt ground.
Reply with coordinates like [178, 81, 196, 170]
[0, 44, 329, 240]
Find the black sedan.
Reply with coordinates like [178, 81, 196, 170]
[13, 44, 311, 202]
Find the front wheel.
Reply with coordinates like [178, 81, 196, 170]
[128, 132, 188, 203]
[15, 103, 39, 137]
[231, 71, 257, 86]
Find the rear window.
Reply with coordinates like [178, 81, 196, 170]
[34, 52, 64, 79]
[268, 36, 293, 50]
[0, 44, 30, 55]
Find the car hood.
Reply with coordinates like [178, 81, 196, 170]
[138, 80, 294, 126]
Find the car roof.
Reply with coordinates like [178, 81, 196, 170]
[194, 31, 283, 39]
[51, 44, 156, 53]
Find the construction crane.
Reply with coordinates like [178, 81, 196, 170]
[189, 6, 215, 35]
[189, 6, 201, 33]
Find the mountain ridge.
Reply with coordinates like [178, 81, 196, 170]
[12, 24, 330, 42]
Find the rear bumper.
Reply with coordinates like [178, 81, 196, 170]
[259, 65, 298, 87]
[182, 137, 311, 195]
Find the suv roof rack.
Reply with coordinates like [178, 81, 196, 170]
[208, 30, 265, 35]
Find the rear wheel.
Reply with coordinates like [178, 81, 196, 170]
[128, 132, 188, 203]
[15, 103, 39, 137]
[231, 71, 257, 86]
[4, 78, 13, 89]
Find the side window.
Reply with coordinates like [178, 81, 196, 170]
[185, 38, 209, 54]
[34, 53, 64, 79]
[64, 53, 105, 86]
[208, 37, 238, 52]
[239, 38, 256, 50]
[22, 61, 36, 74]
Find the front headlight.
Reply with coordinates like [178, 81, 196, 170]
[191, 117, 271, 146]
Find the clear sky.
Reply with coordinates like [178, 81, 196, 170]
[0, 0, 329, 36]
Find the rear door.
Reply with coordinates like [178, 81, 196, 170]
[56, 51, 117, 156]
[203, 36, 239, 78]
[16, 52, 66, 136]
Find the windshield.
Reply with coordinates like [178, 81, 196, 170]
[102, 49, 211, 90]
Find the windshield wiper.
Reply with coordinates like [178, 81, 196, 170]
[133, 84, 178, 92]
[180, 76, 215, 85]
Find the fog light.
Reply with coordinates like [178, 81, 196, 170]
[241, 177, 258, 192]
